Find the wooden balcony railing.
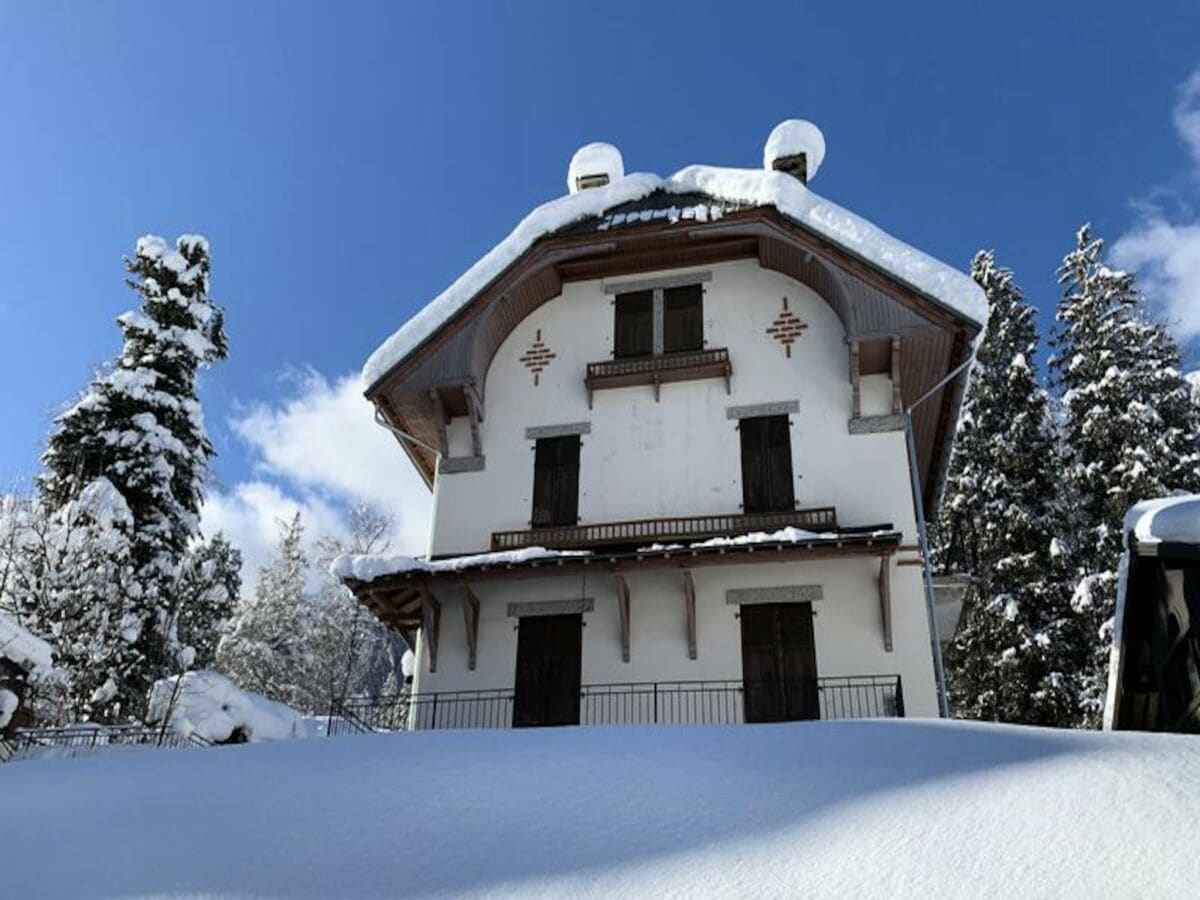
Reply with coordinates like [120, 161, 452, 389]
[585, 347, 732, 405]
[491, 507, 838, 552]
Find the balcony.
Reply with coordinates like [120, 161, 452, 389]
[327, 676, 904, 735]
[491, 507, 838, 552]
[585, 347, 732, 406]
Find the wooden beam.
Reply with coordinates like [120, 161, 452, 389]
[878, 556, 893, 652]
[461, 582, 480, 671]
[614, 573, 631, 663]
[849, 339, 862, 419]
[683, 569, 697, 660]
[890, 336, 903, 415]
[465, 389, 483, 457]
[428, 390, 449, 458]
[421, 588, 442, 673]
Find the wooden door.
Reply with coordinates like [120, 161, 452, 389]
[739, 415, 795, 514]
[740, 603, 819, 723]
[512, 614, 582, 727]
[531, 436, 581, 528]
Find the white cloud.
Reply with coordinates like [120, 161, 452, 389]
[1113, 66, 1200, 343]
[1174, 69, 1200, 167]
[1112, 218, 1200, 340]
[200, 370, 431, 598]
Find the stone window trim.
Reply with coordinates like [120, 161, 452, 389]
[525, 421, 591, 440]
[726, 585, 824, 605]
[507, 598, 595, 618]
[602, 270, 712, 295]
[726, 400, 800, 420]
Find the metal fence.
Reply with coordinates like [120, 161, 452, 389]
[327, 675, 903, 734]
[4, 724, 211, 762]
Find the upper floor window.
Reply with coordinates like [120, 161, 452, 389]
[613, 282, 704, 358]
[531, 435, 580, 527]
[613, 290, 653, 358]
[663, 284, 703, 353]
[739, 414, 795, 514]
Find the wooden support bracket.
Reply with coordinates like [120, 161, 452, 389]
[849, 339, 862, 419]
[461, 582, 480, 670]
[878, 555, 893, 652]
[421, 587, 442, 672]
[683, 569, 697, 660]
[428, 390, 449, 458]
[614, 572, 631, 663]
[890, 336, 903, 416]
[465, 390, 483, 458]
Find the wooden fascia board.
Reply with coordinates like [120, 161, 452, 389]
[375, 396, 435, 489]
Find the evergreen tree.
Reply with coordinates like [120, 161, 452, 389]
[1051, 224, 1200, 724]
[216, 513, 311, 708]
[935, 251, 1077, 725]
[175, 533, 241, 669]
[36, 234, 227, 719]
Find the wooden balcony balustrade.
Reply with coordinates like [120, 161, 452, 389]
[585, 347, 732, 406]
[491, 507, 838, 552]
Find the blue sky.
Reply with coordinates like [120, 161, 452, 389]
[2, 2, 1199, 572]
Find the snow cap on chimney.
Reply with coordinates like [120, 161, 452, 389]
[567, 142, 624, 193]
[763, 120, 826, 184]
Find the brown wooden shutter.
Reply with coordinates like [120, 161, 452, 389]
[513, 614, 583, 727]
[614, 291, 653, 358]
[740, 603, 818, 723]
[663, 284, 703, 353]
[739, 414, 795, 514]
[532, 435, 580, 527]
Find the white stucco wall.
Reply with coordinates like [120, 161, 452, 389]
[402, 258, 940, 717]
[430, 259, 916, 555]
[413, 558, 938, 717]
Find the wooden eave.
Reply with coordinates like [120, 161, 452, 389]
[366, 204, 981, 502]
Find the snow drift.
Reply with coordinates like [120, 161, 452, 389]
[1, 720, 1197, 897]
[146, 670, 307, 743]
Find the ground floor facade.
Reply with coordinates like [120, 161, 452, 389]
[404, 552, 938, 727]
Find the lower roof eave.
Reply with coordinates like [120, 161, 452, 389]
[344, 531, 904, 601]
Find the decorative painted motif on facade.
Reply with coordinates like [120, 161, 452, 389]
[519, 329, 557, 385]
[766, 297, 808, 357]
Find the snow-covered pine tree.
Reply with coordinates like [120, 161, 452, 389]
[37, 234, 228, 719]
[1051, 224, 1200, 725]
[934, 251, 1077, 725]
[175, 533, 241, 669]
[216, 513, 313, 709]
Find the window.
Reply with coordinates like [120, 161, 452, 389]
[531, 435, 580, 527]
[739, 414, 795, 514]
[613, 290, 653, 358]
[663, 284, 704, 353]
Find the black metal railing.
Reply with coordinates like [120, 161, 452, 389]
[4, 724, 211, 762]
[327, 675, 903, 734]
[491, 507, 839, 552]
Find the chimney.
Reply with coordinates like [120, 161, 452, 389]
[763, 120, 826, 185]
[567, 142, 624, 194]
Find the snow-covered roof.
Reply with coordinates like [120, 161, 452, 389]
[333, 526, 899, 586]
[0, 612, 53, 672]
[1123, 494, 1200, 552]
[362, 132, 986, 390]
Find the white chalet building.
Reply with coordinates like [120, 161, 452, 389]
[336, 121, 986, 728]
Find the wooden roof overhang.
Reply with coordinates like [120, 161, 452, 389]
[366, 201, 981, 507]
[347, 529, 904, 661]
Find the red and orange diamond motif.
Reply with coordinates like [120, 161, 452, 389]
[518, 329, 557, 385]
[765, 297, 808, 358]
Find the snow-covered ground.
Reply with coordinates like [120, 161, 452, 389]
[1, 720, 1197, 898]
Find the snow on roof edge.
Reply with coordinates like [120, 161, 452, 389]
[361, 167, 987, 392]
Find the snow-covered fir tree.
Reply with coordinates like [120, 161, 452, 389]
[1051, 224, 1200, 724]
[0, 481, 139, 721]
[175, 533, 241, 669]
[217, 513, 312, 709]
[935, 251, 1077, 726]
[216, 507, 405, 713]
[36, 234, 228, 720]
